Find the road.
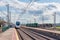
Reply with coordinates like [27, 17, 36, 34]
[16, 27, 57, 40]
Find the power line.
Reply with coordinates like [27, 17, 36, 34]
[18, 0, 36, 20]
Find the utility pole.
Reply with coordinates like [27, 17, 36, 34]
[6, 4, 10, 27]
[42, 15, 44, 28]
[9, 12, 11, 23]
[34, 18, 36, 23]
[54, 12, 56, 29]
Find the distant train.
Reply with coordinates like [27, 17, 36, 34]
[15, 21, 20, 29]
[26, 23, 53, 28]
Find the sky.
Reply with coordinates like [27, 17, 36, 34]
[0, 0, 60, 24]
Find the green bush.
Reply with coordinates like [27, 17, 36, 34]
[2, 26, 9, 32]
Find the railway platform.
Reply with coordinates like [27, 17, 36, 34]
[0, 26, 60, 40]
[0, 28, 19, 40]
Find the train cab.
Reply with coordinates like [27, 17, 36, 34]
[15, 21, 20, 29]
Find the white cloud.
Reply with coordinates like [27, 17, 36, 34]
[0, 1, 7, 6]
[43, 11, 54, 15]
[0, 0, 60, 24]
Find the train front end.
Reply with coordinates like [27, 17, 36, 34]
[15, 21, 20, 29]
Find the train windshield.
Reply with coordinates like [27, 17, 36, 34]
[16, 21, 20, 26]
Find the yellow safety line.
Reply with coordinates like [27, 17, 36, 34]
[14, 28, 19, 40]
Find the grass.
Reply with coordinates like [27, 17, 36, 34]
[47, 26, 60, 31]
[56, 27, 60, 29]
[56, 26, 60, 31]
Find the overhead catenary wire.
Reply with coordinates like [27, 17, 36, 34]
[0, 10, 7, 18]
[0, 11, 7, 16]
[17, 0, 36, 20]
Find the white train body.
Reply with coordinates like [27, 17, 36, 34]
[15, 21, 21, 29]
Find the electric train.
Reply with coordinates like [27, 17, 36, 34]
[15, 21, 20, 29]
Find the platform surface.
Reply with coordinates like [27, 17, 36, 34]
[0, 28, 18, 40]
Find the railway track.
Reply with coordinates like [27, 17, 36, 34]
[25, 28, 60, 40]
[22, 28, 56, 40]
[17, 29, 35, 40]
[16, 28, 56, 40]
